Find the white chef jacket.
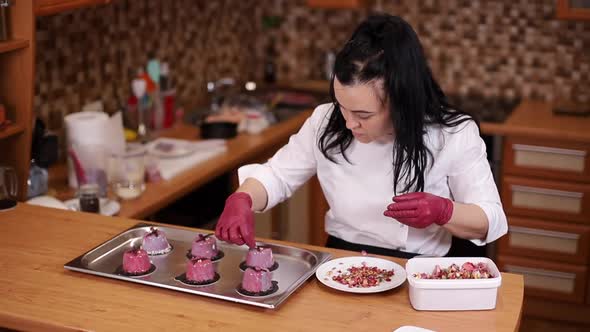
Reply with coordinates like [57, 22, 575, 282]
[238, 103, 508, 256]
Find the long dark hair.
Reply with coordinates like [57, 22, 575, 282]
[318, 14, 475, 194]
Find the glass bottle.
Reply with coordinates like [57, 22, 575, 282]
[79, 183, 100, 213]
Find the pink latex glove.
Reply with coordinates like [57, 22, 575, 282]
[383, 192, 453, 229]
[215, 192, 256, 248]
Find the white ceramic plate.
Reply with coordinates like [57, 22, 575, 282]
[147, 138, 197, 158]
[315, 256, 407, 294]
[64, 198, 120, 216]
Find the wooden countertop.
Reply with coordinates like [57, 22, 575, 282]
[281, 80, 590, 141]
[49, 110, 312, 219]
[489, 99, 590, 142]
[0, 204, 523, 332]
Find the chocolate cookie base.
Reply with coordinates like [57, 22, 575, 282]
[186, 250, 225, 262]
[115, 264, 156, 277]
[236, 280, 279, 297]
[175, 272, 220, 286]
[239, 261, 279, 272]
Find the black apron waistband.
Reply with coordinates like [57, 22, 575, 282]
[325, 235, 419, 259]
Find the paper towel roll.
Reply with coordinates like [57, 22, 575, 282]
[65, 111, 109, 146]
[64, 111, 112, 188]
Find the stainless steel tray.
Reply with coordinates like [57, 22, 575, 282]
[64, 222, 331, 309]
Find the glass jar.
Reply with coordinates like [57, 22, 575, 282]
[110, 145, 146, 200]
[79, 183, 100, 213]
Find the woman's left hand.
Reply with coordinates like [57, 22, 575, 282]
[383, 192, 454, 228]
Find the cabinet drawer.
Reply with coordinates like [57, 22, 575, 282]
[498, 217, 590, 264]
[502, 176, 590, 224]
[504, 137, 590, 183]
[498, 255, 587, 303]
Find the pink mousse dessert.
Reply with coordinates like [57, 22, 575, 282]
[186, 258, 216, 283]
[191, 234, 218, 259]
[122, 248, 151, 275]
[242, 267, 273, 293]
[142, 227, 172, 255]
[246, 246, 275, 269]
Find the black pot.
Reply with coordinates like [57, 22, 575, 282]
[200, 122, 238, 139]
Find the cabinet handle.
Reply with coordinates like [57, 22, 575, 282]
[504, 265, 576, 279]
[509, 226, 580, 240]
[511, 185, 583, 198]
[513, 144, 587, 157]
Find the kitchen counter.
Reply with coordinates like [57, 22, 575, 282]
[0, 204, 524, 332]
[280, 80, 590, 141]
[491, 99, 590, 142]
[49, 110, 312, 219]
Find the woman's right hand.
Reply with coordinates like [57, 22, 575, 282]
[215, 192, 256, 248]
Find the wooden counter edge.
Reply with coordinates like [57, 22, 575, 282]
[0, 205, 525, 332]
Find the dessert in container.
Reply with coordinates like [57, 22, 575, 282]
[405, 257, 502, 311]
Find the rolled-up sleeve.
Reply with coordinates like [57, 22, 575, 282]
[447, 121, 508, 245]
[238, 105, 330, 212]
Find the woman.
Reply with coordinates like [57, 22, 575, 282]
[215, 14, 507, 258]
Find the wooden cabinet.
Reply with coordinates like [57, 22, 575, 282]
[503, 137, 590, 183]
[309, 175, 328, 246]
[498, 217, 590, 264]
[502, 176, 590, 224]
[556, 0, 590, 21]
[498, 255, 587, 304]
[0, 0, 35, 201]
[499, 135, 590, 327]
[35, 0, 112, 16]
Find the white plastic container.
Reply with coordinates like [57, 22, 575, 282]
[405, 257, 502, 311]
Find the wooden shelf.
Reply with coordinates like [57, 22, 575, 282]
[0, 123, 25, 139]
[556, 0, 590, 21]
[0, 39, 29, 54]
[35, 0, 112, 16]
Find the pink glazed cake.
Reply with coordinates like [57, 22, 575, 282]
[142, 227, 172, 255]
[190, 234, 219, 260]
[122, 248, 152, 275]
[241, 267, 274, 294]
[245, 246, 275, 270]
[186, 258, 216, 284]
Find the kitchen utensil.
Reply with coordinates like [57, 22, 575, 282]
[200, 122, 237, 139]
[132, 78, 149, 141]
[0, 164, 17, 211]
[64, 223, 331, 309]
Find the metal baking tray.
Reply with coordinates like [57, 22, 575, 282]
[64, 222, 331, 309]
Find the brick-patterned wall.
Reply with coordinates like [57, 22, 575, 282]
[264, 0, 590, 102]
[35, 0, 590, 133]
[36, 0, 261, 133]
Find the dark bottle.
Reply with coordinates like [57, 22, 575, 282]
[264, 38, 277, 84]
[79, 184, 100, 213]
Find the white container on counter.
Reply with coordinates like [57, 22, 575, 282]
[405, 257, 502, 311]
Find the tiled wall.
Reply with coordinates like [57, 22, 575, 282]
[36, 0, 261, 132]
[35, 0, 590, 134]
